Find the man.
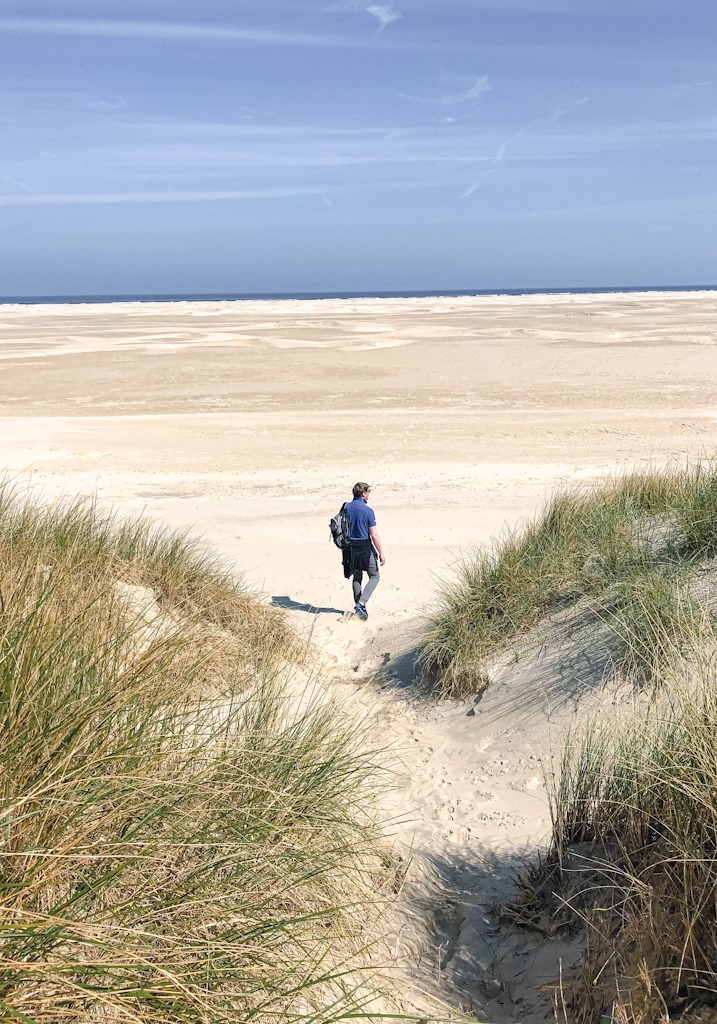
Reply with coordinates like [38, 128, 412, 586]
[344, 482, 385, 620]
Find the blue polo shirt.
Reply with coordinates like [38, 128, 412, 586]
[345, 498, 376, 541]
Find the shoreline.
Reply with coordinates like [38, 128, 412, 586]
[2, 284, 717, 310]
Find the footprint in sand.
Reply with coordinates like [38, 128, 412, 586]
[429, 801, 457, 822]
[473, 790, 496, 802]
[509, 775, 543, 792]
[439, 825, 474, 843]
[474, 811, 528, 828]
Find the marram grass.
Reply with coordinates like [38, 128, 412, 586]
[0, 485, 399, 1024]
[509, 654, 717, 1023]
[420, 461, 717, 697]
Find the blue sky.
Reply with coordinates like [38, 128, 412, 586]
[1, 0, 716, 295]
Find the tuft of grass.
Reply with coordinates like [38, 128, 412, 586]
[673, 460, 717, 557]
[0, 482, 304, 694]
[420, 461, 717, 697]
[515, 661, 717, 1023]
[0, 485, 398, 1023]
[602, 567, 705, 685]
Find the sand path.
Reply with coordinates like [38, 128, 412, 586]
[3, 292, 717, 1020]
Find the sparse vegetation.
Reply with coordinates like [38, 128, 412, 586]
[420, 462, 717, 697]
[506, 649, 717, 1023]
[469, 464, 717, 1022]
[0, 485, 395, 1023]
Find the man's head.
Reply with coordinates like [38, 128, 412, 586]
[353, 481, 371, 499]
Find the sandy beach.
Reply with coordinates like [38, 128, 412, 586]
[3, 290, 717, 1019]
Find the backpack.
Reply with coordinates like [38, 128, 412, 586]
[329, 503, 351, 550]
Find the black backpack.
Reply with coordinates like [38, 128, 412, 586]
[329, 503, 351, 550]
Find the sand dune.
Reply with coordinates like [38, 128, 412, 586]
[2, 291, 717, 1020]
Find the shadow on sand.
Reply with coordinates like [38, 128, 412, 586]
[394, 843, 575, 1023]
[477, 605, 620, 730]
[271, 595, 345, 616]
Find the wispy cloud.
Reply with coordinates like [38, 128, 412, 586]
[488, 190, 717, 222]
[0, 174, 33, 193]
[461, 95, 588, 197]
[0, 187, 323, 206]
[59, 105, 714, 181]
[398, 74, 491, 118]
[459, 180, 482, 199]
[0, 16, 364, 49]
[82, 97, 127, 113]
[548, 96, 589, 124]
[366, 5, 402, 31]
[436, 75, 491, 105]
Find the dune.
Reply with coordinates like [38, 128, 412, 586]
[2, 291, 717, 1021]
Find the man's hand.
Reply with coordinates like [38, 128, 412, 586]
[369, 525, 385, 567]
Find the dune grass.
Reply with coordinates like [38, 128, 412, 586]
[0, 485, 398, 1023]
[420, 462, 717, 697]
[0, 483, 305, 697]
[505, 650, 717, 1023]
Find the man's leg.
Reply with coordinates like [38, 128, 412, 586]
[352, 569, 363, 604]
[359, 554, 380, 605]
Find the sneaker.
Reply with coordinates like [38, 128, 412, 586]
[354, 602, 369, 620]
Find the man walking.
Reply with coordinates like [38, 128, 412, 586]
[345, 482, 385, 620]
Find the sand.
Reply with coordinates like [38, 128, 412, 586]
[2, 290, 717, 1020]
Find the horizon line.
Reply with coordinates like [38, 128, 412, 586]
[2, 284, 716, 305]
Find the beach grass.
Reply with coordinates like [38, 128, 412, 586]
[0, 485, 397, 1023]
[419, 461, 717, 697]
[506, 647, 717, 1023]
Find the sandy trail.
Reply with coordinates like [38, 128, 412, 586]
[2, 292, 717, 1020]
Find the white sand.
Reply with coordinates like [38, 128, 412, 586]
[3, 291, 717, 1020]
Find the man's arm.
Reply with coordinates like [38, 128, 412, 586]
[369, 525, 385, 566]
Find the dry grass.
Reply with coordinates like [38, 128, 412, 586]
[504, 643, 717, 1024]
[0, 485, 400, 1023]
[0, 483, 306, 697]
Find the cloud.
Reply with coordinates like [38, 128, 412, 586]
[459, 180, 482, 198]
[82, 97, 127, 113]
[547, 96, 589, 123]
[460, 95, 588, 197]
[0, 16, 363, 49]
[398, 74, 491, 114]
[366, 5, 402, 31]
[0, 187, 322, 206]
[0, 174, 33, 193]
[437, 75, 491, 105]
[492, 190, 717, 223]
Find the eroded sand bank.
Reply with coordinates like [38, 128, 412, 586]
[2, 291, 717, 1019]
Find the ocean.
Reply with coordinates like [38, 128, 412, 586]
[1, 285, 716, 306]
